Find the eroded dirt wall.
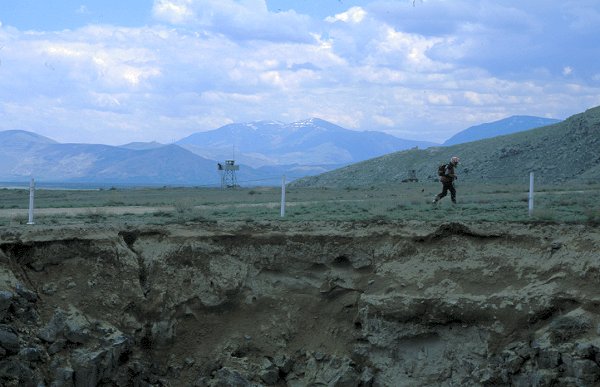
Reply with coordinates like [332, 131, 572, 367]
[0, 221, 600, 386]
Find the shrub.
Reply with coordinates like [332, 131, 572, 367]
[529, 209, 558, 224]
[584, 208, 600, 225]
[10, 214, 28, 225]
[174, 199, 195, 214]
[104, 200, 126, 206]
[153, 210, 174, 217]
[83, 208, 106, 223]
[550, 314, 592, 343]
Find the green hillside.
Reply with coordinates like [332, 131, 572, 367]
[291, 106, 600, 188]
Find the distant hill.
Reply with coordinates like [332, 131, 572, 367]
[291, 106, 600, 187]
[0, 130, 57, 149]
[118, 141, 165, 150]
[0, 133, 227, 185]
[443, 116, 561, 145]
[0, 130, 335, 186]
[176, 118, 438, 168]
[0, 131, 58, 178]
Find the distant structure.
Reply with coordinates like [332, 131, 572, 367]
[217, 160, 239, 189]
[401, 169, 419, 183]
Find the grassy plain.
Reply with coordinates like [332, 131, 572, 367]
[1, 180, 599, 227]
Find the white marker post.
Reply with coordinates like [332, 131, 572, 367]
[528, 172, 534, 217]
[27, 177, 35, 225]
[280, 175, 286, 218]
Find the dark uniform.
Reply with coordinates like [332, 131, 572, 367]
[434, 162, 457, 204]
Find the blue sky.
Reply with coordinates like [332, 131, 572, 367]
[0, 0, 599, 145]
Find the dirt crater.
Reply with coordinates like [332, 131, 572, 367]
[1, 221, 599, 386]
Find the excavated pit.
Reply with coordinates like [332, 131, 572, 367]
[1, 221, 600, 386]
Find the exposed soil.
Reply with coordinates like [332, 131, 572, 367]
[1, 220, 599, 386]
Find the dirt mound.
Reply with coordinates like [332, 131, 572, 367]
[1, 221, 599, 386]
[414, 222, 503, 242]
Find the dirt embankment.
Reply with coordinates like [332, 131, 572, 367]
[0, 220, 599, 386]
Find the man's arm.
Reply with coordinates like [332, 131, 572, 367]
[447, 165, 457, 180]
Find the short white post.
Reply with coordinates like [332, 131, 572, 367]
[528, 172, 534, 217]
[280, 175, 286, 218]
[27, 177, 35, 225]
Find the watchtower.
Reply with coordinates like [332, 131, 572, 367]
[217, 160, 239, 189]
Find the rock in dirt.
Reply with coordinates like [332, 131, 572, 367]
[15, 283, 38, 303]
[38, 309, 67, 343]
[0, 291, 13, 320]
[0, 325, 19, 354]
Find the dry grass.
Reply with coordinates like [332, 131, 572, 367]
[0, 181, 599, 227]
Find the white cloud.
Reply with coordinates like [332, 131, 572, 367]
[152, 0, 312, 43]
[464, 91, 487, 105]
[89, 92, 122, 109]
[373, 115, 395, 127]
[152, 0, 195, 24]
[325, 7, 367, 24]
[317, 111, 363, 130]
[374, 26, 451, 72]
[1, 0, 599, 145]
[427, 93, 452, 105]
[200, 91, 263, 104]
[76, 5, 90, 15]
[38, 39, 161, 90]
[45, 43, 84, 58]
[360, 67, 407, 84]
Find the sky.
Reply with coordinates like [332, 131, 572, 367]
[0, 0, 599, 145]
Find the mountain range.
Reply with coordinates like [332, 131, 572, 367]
[176, 118, 436, 168]
[0, 131, 223, 185]
[291, 106, 600, 188]
[443, 116, 561, 146]
[0, 118, 438, 186]
[0, 114, 569, 186]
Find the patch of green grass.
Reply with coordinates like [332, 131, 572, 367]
[584, 208, 600, 225]
[1, 182, 599, 226]
[10, 214, 29, 225]
[104, 200, 126, 206]
[153, 210, 174, 217]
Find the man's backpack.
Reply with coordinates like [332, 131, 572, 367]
[437, 163, 447, 177]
